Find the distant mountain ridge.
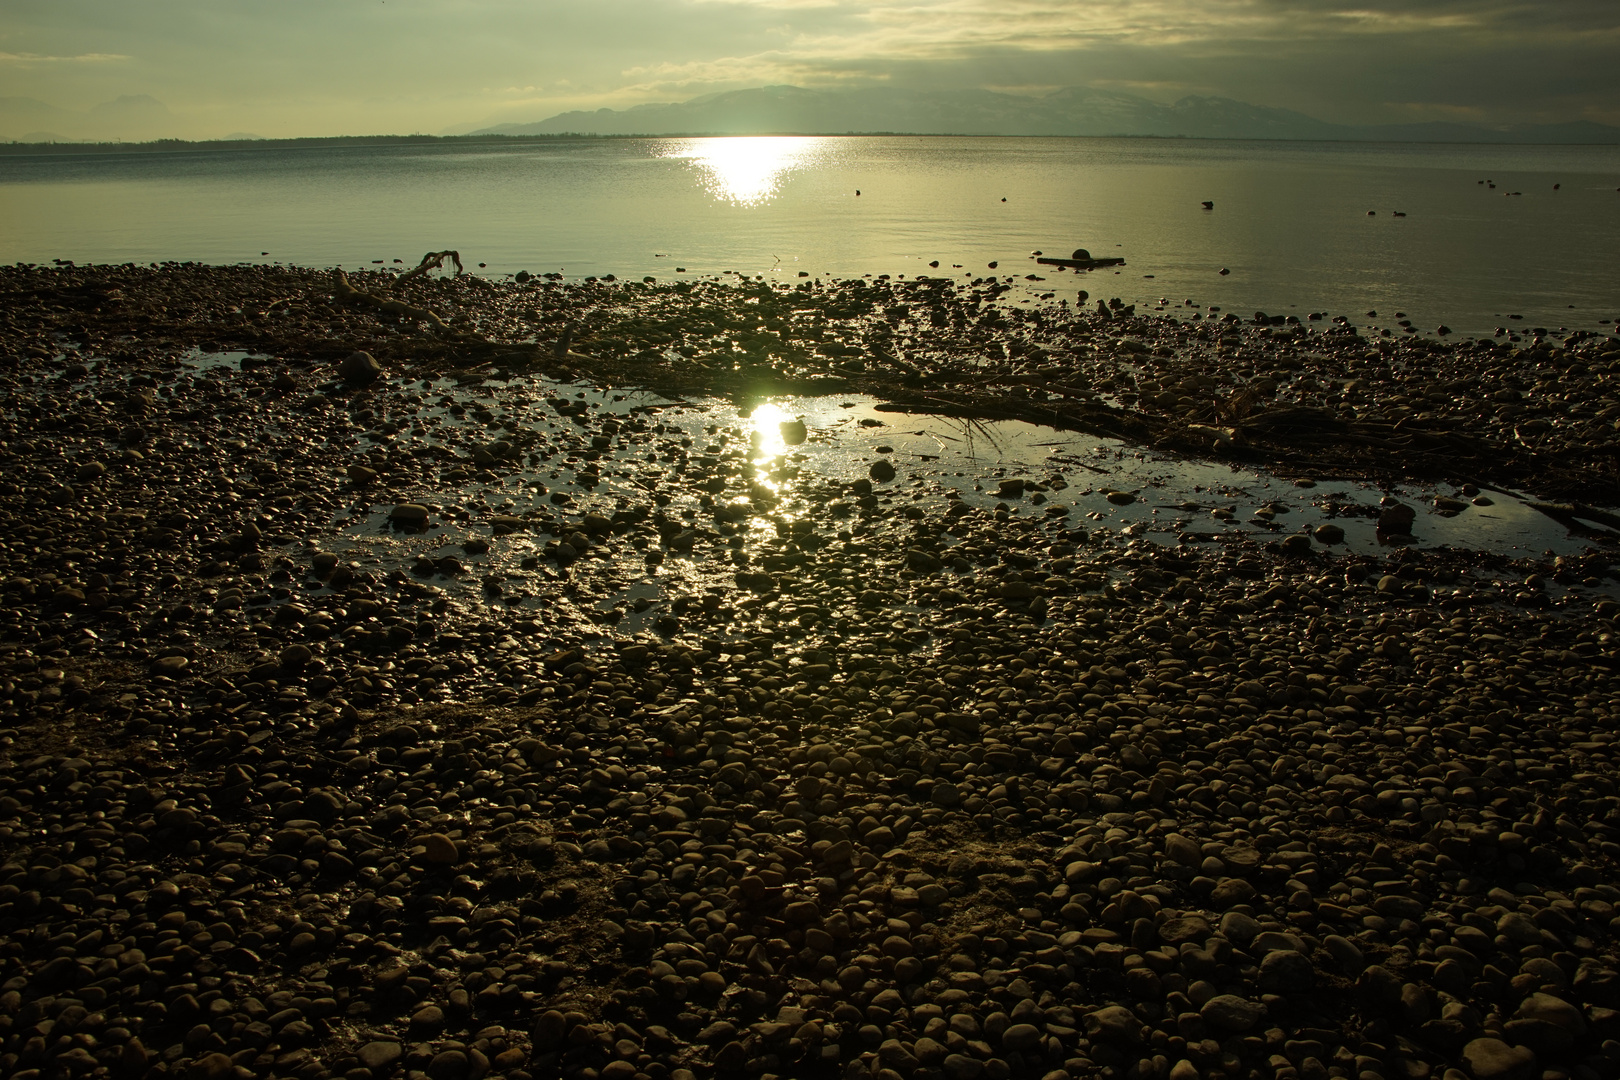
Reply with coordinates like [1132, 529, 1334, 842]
[1, 93, 176, 144]
[472, 85, 1620, 143]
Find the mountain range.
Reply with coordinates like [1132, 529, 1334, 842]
[471, 85, 1620, 144]
[0, 93, 175, 143]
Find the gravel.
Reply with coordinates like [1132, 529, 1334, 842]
[0, 263, 1617, 1080]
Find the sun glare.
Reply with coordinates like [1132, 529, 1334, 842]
[748, 401, 792, 462]
[660, 136, 826, 205]
[745, 401, 809, 498]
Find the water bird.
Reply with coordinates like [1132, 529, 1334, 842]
[1554, 183, 1561, 190]
[1202, 201, 1214, 209]
[855, 190, 860, 196]
[1393, 211, 1406, 217]
[1219, 268, 1230, 275]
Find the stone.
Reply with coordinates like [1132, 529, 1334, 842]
[1164, 833, 1202, 867]
[1159, 915, 1212, 946]
[870, 459, 897, 483]
[1513, 992, 1584, 1035]
[421, 833, 459, 865]
[1084, 1005, 1143, 1044]
[1377, 502, 1416, 534]
[1323, 935, 1365, 975]
[906, 548, 944, 573]
[1373, 894, 1425, 922]
[1001, 1023, 1041, 1052]
[427, 1050, 468, 1080]
[151, 655, 189, 676]
[1200, 995, 1265, 1032]
[410, 1004, 447, 1035]
[1506, 992, 1585, 1053]
[187, 1053, 234, 1080]
[358, 1042, 403, 1071]
[279, 643, 312, 668]
[1209, 877, 1256, 907]
[1218, 910, 1260, 946]
[1459, 1038, 1536, 1080]
[1258, 949, 1315, 993]
[390, 503, 430, 528]
[1496, 912, 1540, 947]
[339, 350, 382, 385]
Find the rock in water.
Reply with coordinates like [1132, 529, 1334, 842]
[1377, 501, 1416, 535]
[389, 504, 430, 529]
[339, 350, 382, 385]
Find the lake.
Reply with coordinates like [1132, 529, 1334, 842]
[3, 135, 1619, 337]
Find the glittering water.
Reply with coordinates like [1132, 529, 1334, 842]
[4, 136, 1619, 336]
[181, 352, 1618, 631]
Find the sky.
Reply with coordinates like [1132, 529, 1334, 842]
[2, 0, 1617, 140]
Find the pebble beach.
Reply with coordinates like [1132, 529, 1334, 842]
[1, 260, 1618, 1080]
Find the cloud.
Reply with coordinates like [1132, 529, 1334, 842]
[0, 51, 128, 63]
[0, 0, 1615, 136]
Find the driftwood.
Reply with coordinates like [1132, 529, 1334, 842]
[331, 270, 451, 331]
[396, 250, 465, 285]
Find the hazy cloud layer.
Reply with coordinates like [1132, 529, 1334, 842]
[1, 0, 1614, 139]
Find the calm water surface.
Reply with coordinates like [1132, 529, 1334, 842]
[3, 136, 1619, 336]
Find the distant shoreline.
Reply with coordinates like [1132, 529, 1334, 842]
[5, 131, 1620, 157]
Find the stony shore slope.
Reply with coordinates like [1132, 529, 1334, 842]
[1, 264, 1618, 1080]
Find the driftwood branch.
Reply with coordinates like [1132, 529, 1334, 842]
[331, 270, 451, 332]
[396, 250, 465, 285]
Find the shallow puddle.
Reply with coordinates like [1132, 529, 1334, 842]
[185, 352, 1620, 627]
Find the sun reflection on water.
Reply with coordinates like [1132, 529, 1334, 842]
[745, 402, 809, 502]
[659, 136, 828, 205]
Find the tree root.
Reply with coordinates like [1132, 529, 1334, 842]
[396, 250, 464, 285]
